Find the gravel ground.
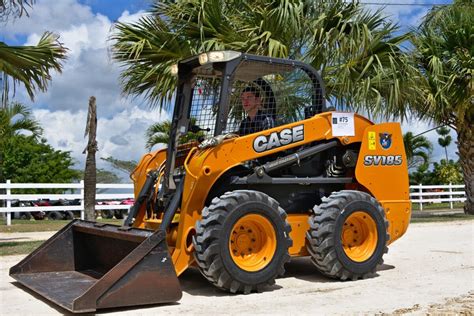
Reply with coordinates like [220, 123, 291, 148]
[0, 221, 472, 315]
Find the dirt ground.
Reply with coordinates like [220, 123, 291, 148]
[0, 221, 472, 315]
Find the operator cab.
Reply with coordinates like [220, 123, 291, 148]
[163, 51, 326, 192]
[173, 51, 326, 141]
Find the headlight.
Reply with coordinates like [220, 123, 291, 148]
[198, 53, 208, 65]
[170, 64, 178, 76]
[198, 51, 241, 65]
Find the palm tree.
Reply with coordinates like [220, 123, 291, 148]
[101, 156, 137, 175]
[436, 126, 452, 162]
[0, 101, 42, 142]
[146, 118, 204, 150]
[411, 0, 473, 214]
[83, 96, 98, 221]
[0, 32, 67, 108]
[0, 101, 42, 205]
[111, 0, 416, 118]
[403, 132, 433, 169]
[146, 120, 172, 149]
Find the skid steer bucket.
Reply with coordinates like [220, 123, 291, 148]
[9, 220, 182, 313]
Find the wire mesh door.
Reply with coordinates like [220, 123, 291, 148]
[179, 76, 221, 146]
[225, 60, 323, 136]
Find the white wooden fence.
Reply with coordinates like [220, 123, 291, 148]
[0, 181, 467, 225]
[0, 180, 134, 226]
[409, 183, 466, 211]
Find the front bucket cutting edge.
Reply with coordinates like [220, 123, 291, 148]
[9, 220, 182, 313]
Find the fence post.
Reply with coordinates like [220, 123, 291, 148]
[6, 179, 11, 226]
[80, 180, 85, 220]
[449, 182, 453, 209]
[418, 184, 423, 211]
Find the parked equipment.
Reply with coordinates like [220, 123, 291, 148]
[11, 51, 411, 312]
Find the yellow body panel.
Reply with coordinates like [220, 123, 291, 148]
[287, 214, 310, 256]
[131, 112, 411, 276]
[355, 123, 411, 243]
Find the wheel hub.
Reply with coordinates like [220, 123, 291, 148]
[341, 211, 378, 262]
[229, 214, 276, 271]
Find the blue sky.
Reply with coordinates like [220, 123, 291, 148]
[79, 0, 149, 21]
[0, 0, 457, 171]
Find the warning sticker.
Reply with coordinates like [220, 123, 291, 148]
[331, 112, 355, 136]
[368, 131, 376, 150]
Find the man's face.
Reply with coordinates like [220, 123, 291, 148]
[241, 91, 261, 112]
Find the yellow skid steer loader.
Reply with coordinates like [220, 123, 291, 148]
[10, 51, 411, 312]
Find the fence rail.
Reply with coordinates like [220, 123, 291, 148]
[0, 181, 466, 225]
[0, 180, 134, 225]
[409, 183, 466, 210]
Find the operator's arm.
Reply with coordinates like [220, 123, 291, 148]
[262, 116, 275, 131]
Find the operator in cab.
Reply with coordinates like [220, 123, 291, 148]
[238, 86, 275, 136]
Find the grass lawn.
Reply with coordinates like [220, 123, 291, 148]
[411, 202, 464, 211]
[0, 240, 44, 256]
[0, 218, 123, 233]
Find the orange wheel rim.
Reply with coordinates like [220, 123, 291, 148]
[229, 214, 276, 272]
[341, 211, 378, 262]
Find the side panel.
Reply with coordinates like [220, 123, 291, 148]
[355, 123, 411, 244]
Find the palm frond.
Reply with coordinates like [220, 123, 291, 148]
[0, 32, 67, 101]
[0, 101, 42, 144]
[112, 0, 419, 120]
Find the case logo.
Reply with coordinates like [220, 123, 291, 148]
[379, 133, 392, 150]
[253, 125, 304, 153]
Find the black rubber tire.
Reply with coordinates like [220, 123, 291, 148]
[63, 211, 75, 220]
[101, 210, 114, 219]
[193, 190, 292, 294]
[47, 211, 65, 220]
[14, 212, 32, 220]
[306, 190, 389, 281]
[21, 212, 32, 220]
[114, 209, 124, 219]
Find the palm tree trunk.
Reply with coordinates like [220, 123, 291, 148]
[83, 97, 98, 221]
[444, 147, 448, 162]
[457, 125, 473, 215]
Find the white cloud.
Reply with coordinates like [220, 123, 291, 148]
[32, 107, 170, 169]
[11, 3, 147, 117]
[1, 0, 166, 172]
[1, 0, 96, 39]
[117, 9, 147, 24]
